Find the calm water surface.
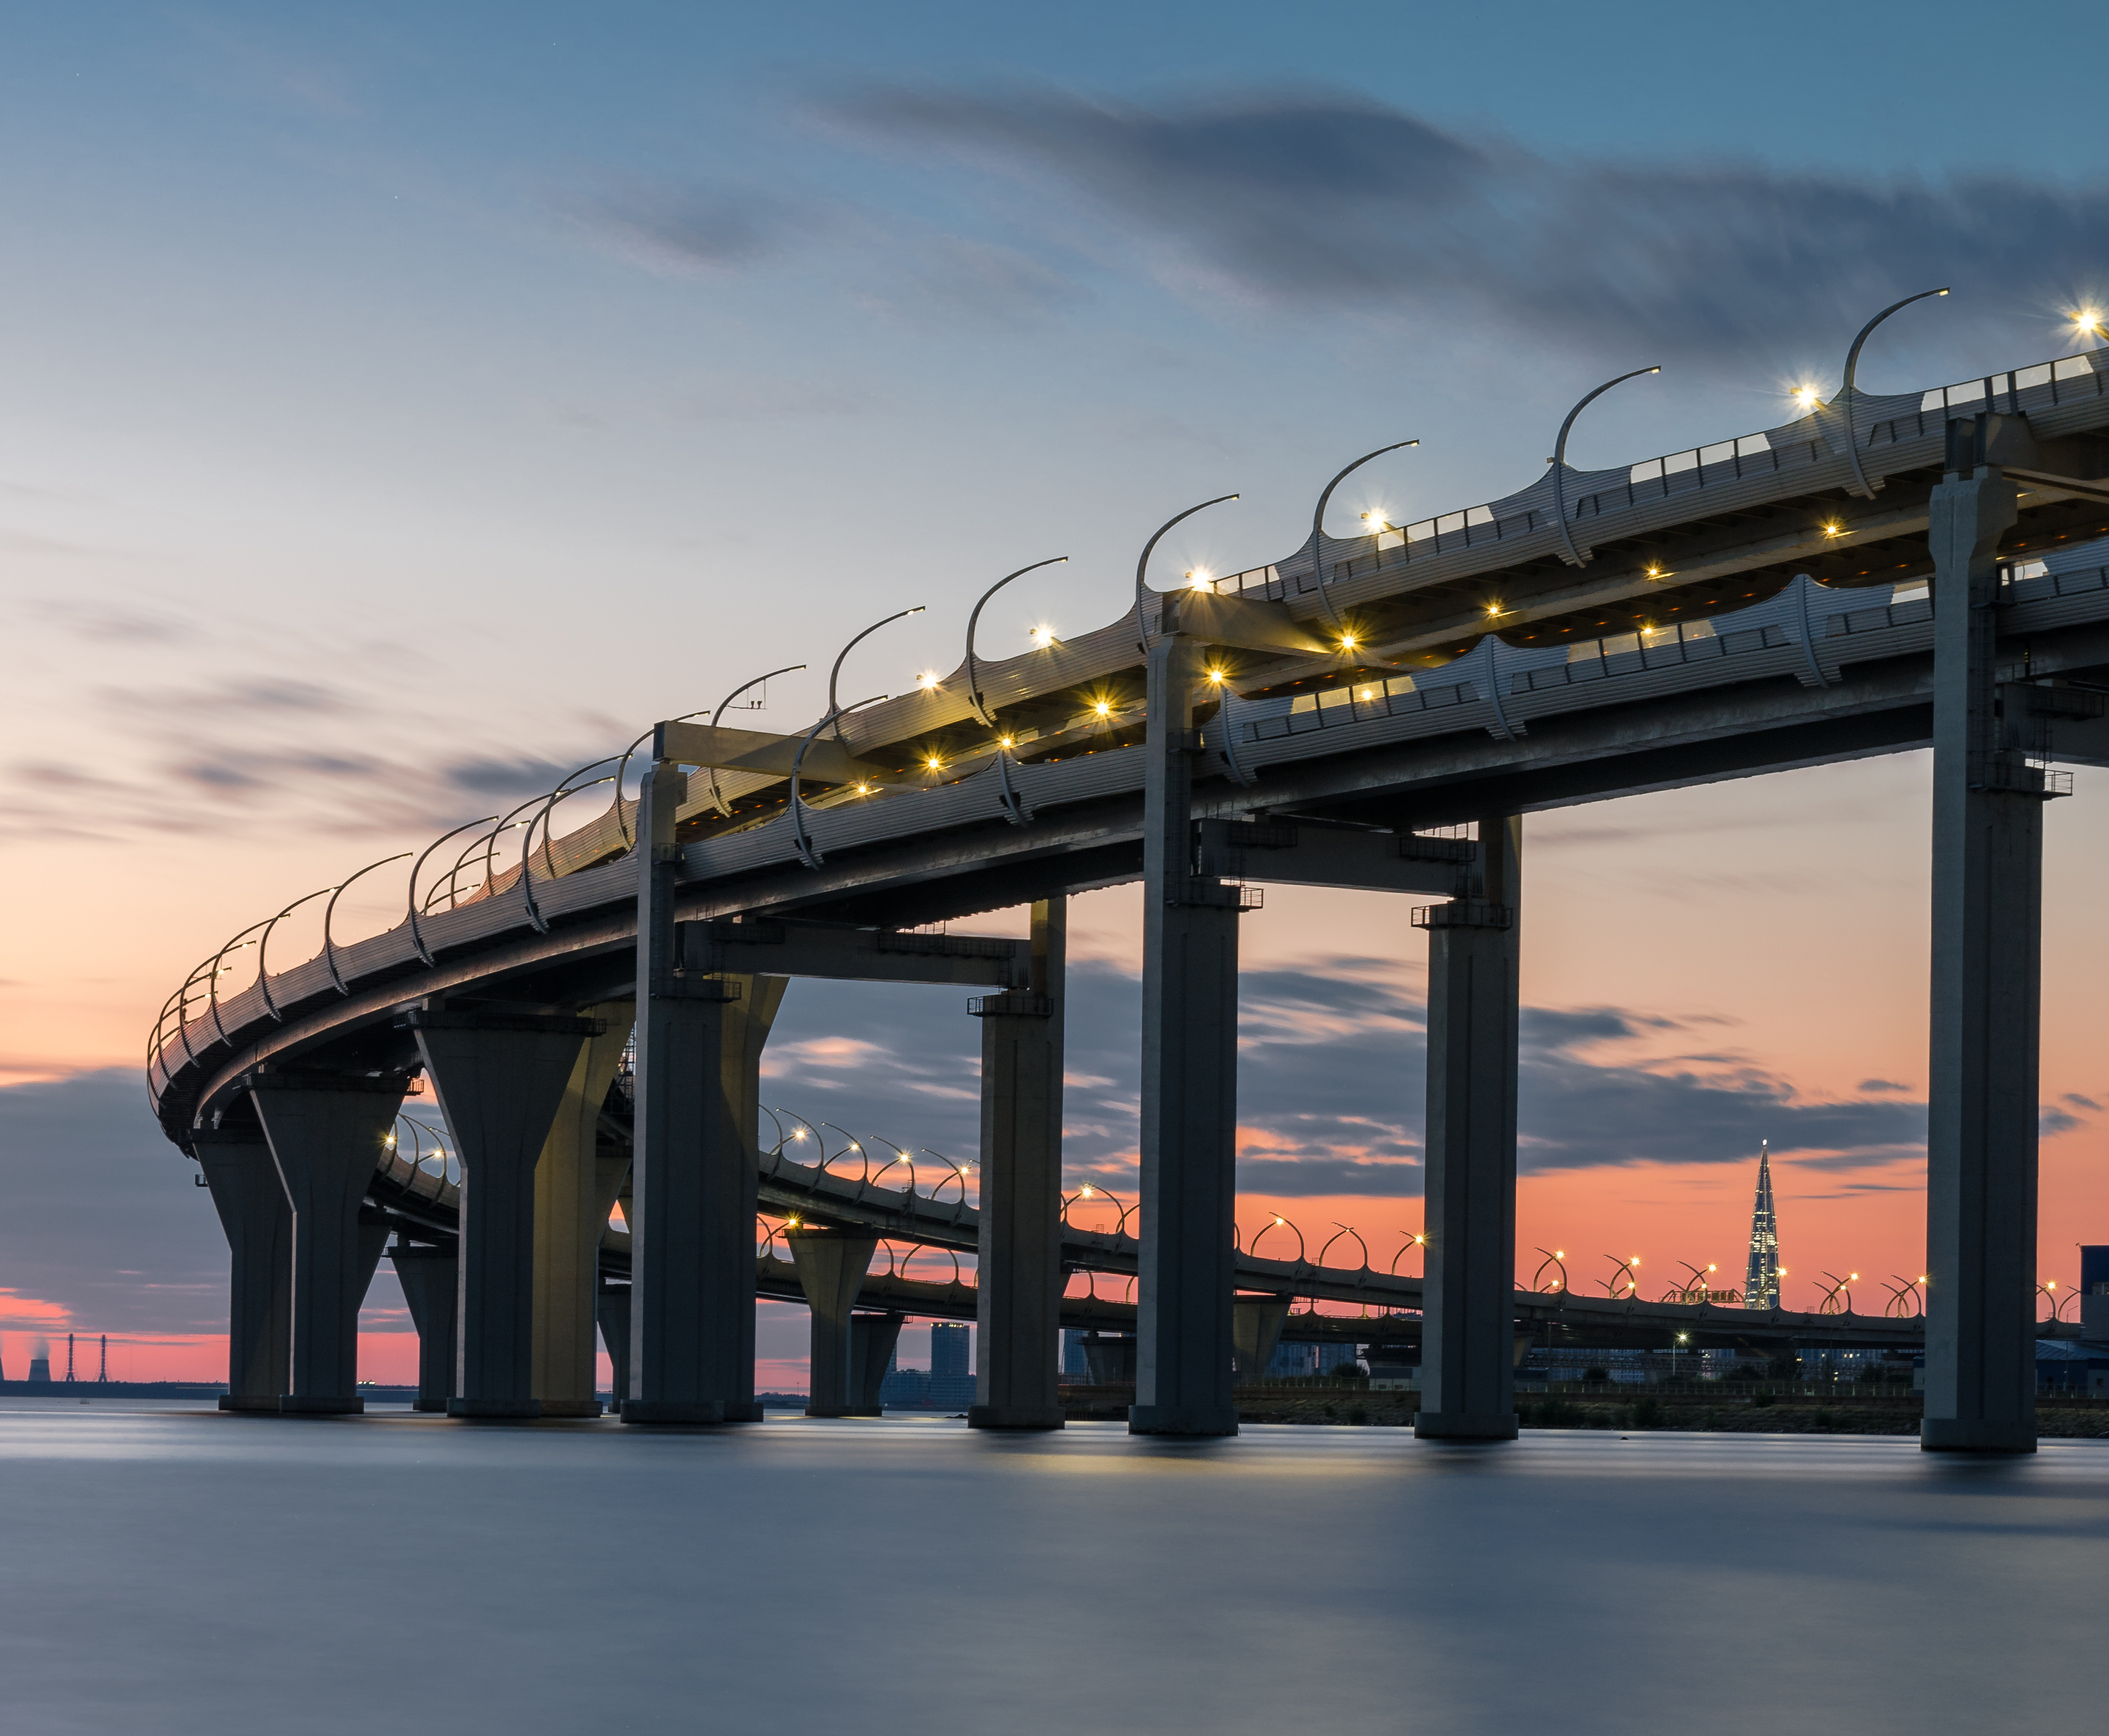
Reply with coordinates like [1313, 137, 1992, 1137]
[0, 1400, 2099, 1735]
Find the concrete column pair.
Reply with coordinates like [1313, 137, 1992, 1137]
[1922, 457, 2042, 1454]
[406, 1009, 605, 1420]
[246, 1074, 408, 1413]
[627, 760, 787, 1424]
[1416, 817, 1522, 1441]
[970, 897, 1068, 1430]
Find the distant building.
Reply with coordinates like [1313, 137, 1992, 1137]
[1744, 1141, 1783, 1310]
[1060, 1330, 1091, 1382]
[2082, 1245, 2108, 1343]
[878, 1352, 929, 1408]
[928, 1323, 974, 1408]
[28, 1355, 50, 1384]
[1266, 1341, 1319, 1378]
[2034, 1340, 2109, 1395]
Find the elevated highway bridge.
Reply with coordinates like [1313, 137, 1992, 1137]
[152, 320, 2109, 1447]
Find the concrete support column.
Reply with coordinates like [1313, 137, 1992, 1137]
[969, 896, 1068, 1431]
[1922, 456, 2041, 1455]
[1416, 815, 1522, 1443]
[627, 761, 790, 1425]
[194, 1125, 291, 1412]
[1232, 1295, 1291, 1383]
[249, 1075, 407, 1414]
[596, 1279, 631, 1412]
[530, 1001, 635, 1417]
[408, 1010, 600, 1420]
[850, 1310, 906, 1415]
[1082, 1333, 1137, 1384]
[1133, 627, 1242, 1437]
[390, 1241, 458, 1412]
[787, 1228, 878, 1416]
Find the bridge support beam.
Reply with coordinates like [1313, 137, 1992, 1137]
[628, 761, 788, 1425]
[970, 896, 1068, 1431]
[409, 1011, 600, 1421]
[787, 1228, 879, 1416]
[1133, 627, 1241, 1438]
[851, 1310, 906, 1415]
[1922, 459, 2041, 1455]
[248, 1075, 406, 1414]
[530, 1002, 635, 1417]
[1415, 816, 1522, 1443]
[194, 1125, 291, 1412]
[390, 1240, 458, 1412]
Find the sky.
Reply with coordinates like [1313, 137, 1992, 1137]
[3, 1, 2106, 1386]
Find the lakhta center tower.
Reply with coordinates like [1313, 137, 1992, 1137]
[1744, 1141, 1782, 1311]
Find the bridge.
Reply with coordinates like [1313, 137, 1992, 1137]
[150, 308, 2109, 1450]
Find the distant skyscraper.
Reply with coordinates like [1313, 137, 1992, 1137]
[928, 1323, 974, 1408]
[930, 1323, 970, 1377]
[1745, 1141, 1782, 1310]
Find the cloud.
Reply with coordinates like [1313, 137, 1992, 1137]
[1236, 1154, 1420, 1198]
[564, 183, 798, 278]
[754, 956, 1924, 1205]
[1517, 1006, 1924, 1171]
[821, 83, 2109, 354]
[2041, 1106, 2083, 1138]
[440, 755, 591, 798]
[2062, 1092, 2101, 1112]
[850, 234, 1084, 328]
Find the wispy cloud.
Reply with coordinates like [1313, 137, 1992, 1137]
[563, 182, 797, 278]
[806, 83, 2109, 355]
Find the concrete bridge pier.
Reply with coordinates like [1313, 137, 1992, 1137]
[970, 896, 1068, 1431]
[193, 1124, 291, 1412]
[1922, 455, 2042, 1455]
[788, 1227, 879, 1416]
[596, 1278, 630, 1413]
[850, 1310, 906, 1415]
[1133, 627, 1242, 1438]
[247, 1074, 407, 1413]
[1232, 1295, 1291, 1382]
[390, 1240, 457, 1411]
[530, 1002, 635, 1417]
[627, 764, 788, 1425]
[409, 1010, 600, 1420]
[1415, 815, 1522, 1442]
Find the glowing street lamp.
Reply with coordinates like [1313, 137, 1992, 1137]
[963, 556, 1068, 727]
[1551, 368, 1661, 568]
[1307, 439, 1418, 645]
[1838, 288, 1950, 499]
[1131, 494, 1239, 656]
